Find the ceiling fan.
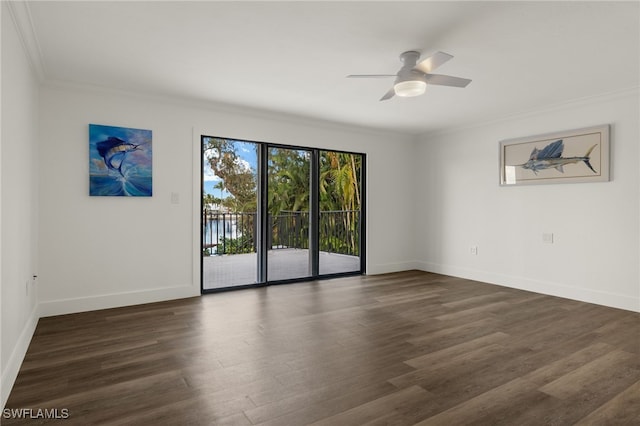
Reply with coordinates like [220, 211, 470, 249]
[347, 51, 471, 101]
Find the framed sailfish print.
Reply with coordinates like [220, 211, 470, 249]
[499, 124, 610, 186]
[89, 124, 153, 196]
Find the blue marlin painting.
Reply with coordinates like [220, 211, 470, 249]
[519, 139, 597, 175]
[89, 124, 152, 196]
[96, 136, 140, 177]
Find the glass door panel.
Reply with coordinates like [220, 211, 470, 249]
[267, 147, 311, 281]
[202, 138, 258, 290]
[318, 151, 363, 275]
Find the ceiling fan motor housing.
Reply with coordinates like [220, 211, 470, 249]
[397, 52, 427, 84]
[399, 51, 421, 67]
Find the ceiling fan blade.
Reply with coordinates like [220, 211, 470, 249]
[347, 74, 396, 78]
[413, 51, 453, 74]
[380, 87, 395, 101]
[424, 74, 472, 88]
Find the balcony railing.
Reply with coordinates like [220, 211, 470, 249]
[203, 209, 360, 256]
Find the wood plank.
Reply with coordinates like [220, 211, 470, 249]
[521, 342, 614, 385]
[539, 350, 639, 400]
[575, 380, 640, 425]
[413, 378, 541, 425]
[308, 385, 433, 426]
[403, 331, 510, 369]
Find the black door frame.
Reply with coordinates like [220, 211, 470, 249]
[201, 135, 366, 294]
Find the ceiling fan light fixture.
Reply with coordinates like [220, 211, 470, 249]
[394, 80, 426, 97]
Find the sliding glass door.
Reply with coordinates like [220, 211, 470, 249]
[202, 138, 258, 290]
[267, 147, 312, 281]
[319, 151, 363, 275]
[202, 136, 364, 292]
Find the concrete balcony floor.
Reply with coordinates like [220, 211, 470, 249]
[203, 248, 360, 290]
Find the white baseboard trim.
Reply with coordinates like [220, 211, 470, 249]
[39, 285, 201, 317]
[416, 261, 640, 313]
[367, 260, 420, 276]
[1, 304, 39, 409]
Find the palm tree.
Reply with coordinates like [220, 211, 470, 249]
[203, 193, 216, 209]
[319, 151, 361, 254]
[213, 180, 225, 210]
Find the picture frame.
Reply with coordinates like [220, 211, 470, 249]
[499, 124, 610, 186]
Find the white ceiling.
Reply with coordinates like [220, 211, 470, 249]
[19, 1, 640, 135]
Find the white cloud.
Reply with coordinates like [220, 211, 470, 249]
[203, 161, 221, 182]
[235, 158, 252, 172]
[202, 154, 252, 183]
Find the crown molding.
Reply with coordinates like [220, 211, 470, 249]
[420, 86, 640, 140]
[6, 1, 45, 82]
[42, 78, 413, 140]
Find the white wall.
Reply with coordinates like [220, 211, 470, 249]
[1, 2, 41, 407]
[415, 89, 640, 312]
[37, 84, 416, 316]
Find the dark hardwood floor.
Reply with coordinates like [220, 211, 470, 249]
[5, 271, 640, 425]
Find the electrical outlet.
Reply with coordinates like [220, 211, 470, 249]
[543, 233, 554, 244]
[470, 246, 478, 255]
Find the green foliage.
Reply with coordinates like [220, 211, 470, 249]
[320, 235, 359, 256]
[202, 193, 219, 207]
[319, 151, 361, 213]
[268, 148, 310, 215]
[219, 235, 255, 254]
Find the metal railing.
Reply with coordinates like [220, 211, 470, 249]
[203, 209, 359, 256]
[202, 211, 256, 255]
[319, 210, 360, 256]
